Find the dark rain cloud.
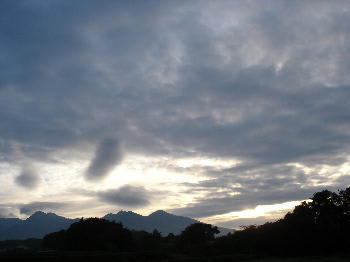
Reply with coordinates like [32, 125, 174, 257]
[0, 1, 350, 217]
[0, 1, 349, 165]
[85, 138, 123, 181]
[98, 185, 151, 207]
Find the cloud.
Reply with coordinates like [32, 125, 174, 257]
[98, 185, 151, 207]
[15, 165, 41, 189]
[85, 138, 123, 181]
[0, 1, 350, 219]
[19, 201, 66, 215]
[216, 216, 277, 230]
[11, 143, 41, 189]
[1, 1, 350, 166]
[168, 162, 342, 218]
[169, 187, 312, 219]
[0, 207, 17, 218]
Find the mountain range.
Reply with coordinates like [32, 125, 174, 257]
[0, 210, 233, 240]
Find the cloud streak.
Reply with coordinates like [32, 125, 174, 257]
[11, 143, 41, 190]
[85, 138, 123, 181]
[15, 165, 40, 189]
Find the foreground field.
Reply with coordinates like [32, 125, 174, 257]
[250, 257, 350, 262]
[0, 252, 349, 262]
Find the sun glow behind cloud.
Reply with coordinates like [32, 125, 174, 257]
[3, 154, 244, 219]
[223, 201, 302, 219]
[4, 151, 349, 222]
[203, 200, 302, 227]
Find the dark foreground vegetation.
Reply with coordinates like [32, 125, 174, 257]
[1, 187, 350, 261]
[218, 187, 350, 256]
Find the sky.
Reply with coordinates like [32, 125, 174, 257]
[1, 0, 350, 229]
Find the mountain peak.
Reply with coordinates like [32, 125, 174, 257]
[26, 211, 63, 222]
[149, 210, 171, 216]
[28, 211, 46, 218]
[0, 209, 233, 240]
[116, 210, 140, 216]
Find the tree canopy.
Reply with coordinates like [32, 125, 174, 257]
[42, 218, 133, 251]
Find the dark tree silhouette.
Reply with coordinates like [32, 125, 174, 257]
[40, 187, 350, 258]
[43, 218, 133, 251]
[178, 223, 219, 253]
[214, 187, 350, 256]
[131, 229, 164, 251]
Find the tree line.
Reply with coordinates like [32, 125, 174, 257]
[42, 187, 350, 257]
[214, 187, 350, 256]
[42, 217, 219, 254]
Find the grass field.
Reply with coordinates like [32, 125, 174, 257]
[0, 252, 349, 262]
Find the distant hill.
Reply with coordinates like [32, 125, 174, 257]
[103, 210, 200, 235]
[0, 210, 233, 240]
[0, 212, 78, 240]
[105, 210, 232, 236]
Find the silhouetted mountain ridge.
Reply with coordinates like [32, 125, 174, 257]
[102, 210, 200, 235]
[0, 210, 233, 240]
[0, 212, 78, 240]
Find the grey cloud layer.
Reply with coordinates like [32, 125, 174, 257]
[169, 162, 346, 218]
[1, 1, 350, 217]
[15, 185, 154, 216]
